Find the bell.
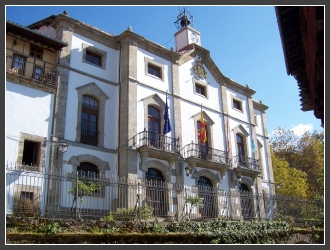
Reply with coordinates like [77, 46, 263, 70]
[180, 16, 190, 27]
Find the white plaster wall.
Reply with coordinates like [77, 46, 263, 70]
[179, 58, 222, 112]
[259, 138, 270, 182]
[136, 48, 172, 92]
[254, 109, 263, 136]
[226, 88, 249, 123]
[5, 82, 54, 166]
[180, 101, 225, 150]
[64, 71, 118, 149]
[6, 171, 48, 215]
[70, 33, 119, 83]
[219, 172, 230, 190]
[58, 146, 117, 210]
[175, 30, 188, 52]
[227, 119, 254, 158]
[136, 87, 175, 138]
[61, 145, 117, 177]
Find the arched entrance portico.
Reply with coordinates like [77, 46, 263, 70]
[239, 183, 255, 219]
[198, 176, 214, 218]
[146, 168, 168, 217]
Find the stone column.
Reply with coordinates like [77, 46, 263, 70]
[118, 35, 138, 182]
[46, 21, 73, 213]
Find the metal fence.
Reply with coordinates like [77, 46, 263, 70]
[6, 165, 324, 225]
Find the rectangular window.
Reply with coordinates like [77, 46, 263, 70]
[30, 45, 43, 59]
[20, 191, 34, 201]
[233, 100, 242, 111]
[86, 51, 101, 66]
[195, 83, 206, 96]
[254, 114, 258, 126]
[148, 64, 161, 78]
[22, 140, 40, 167]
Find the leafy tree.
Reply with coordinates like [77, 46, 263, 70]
[271, 150, 308, 198]
[270, 127, 324, 198]
[68, 179, 100, 216]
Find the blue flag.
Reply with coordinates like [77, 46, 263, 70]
[251, 139, 256, 153]
[163, 96, 172, 134]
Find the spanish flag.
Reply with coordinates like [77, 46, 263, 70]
[200, 108, 207, 144]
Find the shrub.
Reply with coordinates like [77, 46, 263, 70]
[103, 203, 154, 221]
[38, 222, 62, 235]
[13, 198, 40, 218]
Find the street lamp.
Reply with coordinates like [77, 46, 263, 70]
[56, 142, 68, 159]
[180, 162, 191, 176]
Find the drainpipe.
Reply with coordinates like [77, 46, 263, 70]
[117, 41, 121, 177]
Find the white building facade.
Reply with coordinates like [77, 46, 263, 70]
[6, 11, 275, 221]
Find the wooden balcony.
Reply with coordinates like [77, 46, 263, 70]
[6, 54, 58, 86]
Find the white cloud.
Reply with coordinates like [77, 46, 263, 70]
[290, 124, 313, 136]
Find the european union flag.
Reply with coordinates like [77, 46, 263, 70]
[163, 96, 172, 134]
[251, 139, 256, 153]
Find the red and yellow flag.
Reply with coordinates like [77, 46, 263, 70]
[200, 109, 207, 144]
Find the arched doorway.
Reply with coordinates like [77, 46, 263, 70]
[77, 162, 99, 178]
[146, 168, 167, 217]
[198, 176, 214, 218]
[239, 183, 255, 219]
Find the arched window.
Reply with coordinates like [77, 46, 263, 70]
[197, 121, 208, 159]
[146, 168, 167, 217]
[77, 162, 99, 178]
[198, 176, 214, 218]
[148, 106, 161, 147]
[81, 95, 99, 146]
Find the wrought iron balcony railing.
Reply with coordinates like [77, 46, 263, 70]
[6, 54, 58, 85]
[232, 155, 260, 171]
[133, 130, 180, 153]
[81, 128, 98, 146]
[181, 142, 230, 164]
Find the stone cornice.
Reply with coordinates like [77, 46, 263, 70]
[252, 99, 269, 112]
[116, 30, 181, 63]
[51, 14, 118, 50]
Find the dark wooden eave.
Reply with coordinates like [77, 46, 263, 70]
[6, 20, 68, 51]
[275, 6, 324, 127]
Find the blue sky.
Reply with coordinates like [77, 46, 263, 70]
[5, 5, 324, 138]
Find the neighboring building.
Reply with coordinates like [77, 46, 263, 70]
[275, 6, 324, 128]
[6, 8, 275, 221]
[6, 17, 68, 213]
